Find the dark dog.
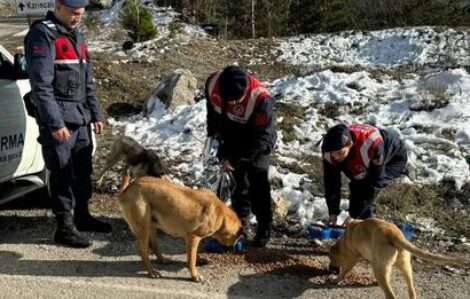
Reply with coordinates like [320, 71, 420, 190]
[96, 136, 167, 186]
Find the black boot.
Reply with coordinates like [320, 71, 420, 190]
[241, 218, 254, 239]
[54, 213, 92, 248]
[252, 228, 271, 248]
[74, 207, 112, 233]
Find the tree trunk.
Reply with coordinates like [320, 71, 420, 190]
[225, 1, 228, 38]
[251, 0, 256, 39]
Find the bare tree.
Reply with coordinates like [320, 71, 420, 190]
[251, 0, 256, 38]
[261, 0, 294, 37]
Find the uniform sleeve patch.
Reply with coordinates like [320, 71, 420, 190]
[254, 112, 267, 126]
[32, 44, 48, 57]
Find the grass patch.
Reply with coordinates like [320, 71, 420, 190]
[346, 81, 364, 91]
[369, 66, 419, 84]
[84, 14, 100, 31]
[440, 128, 457, 141]
[272, 155, 349, 198]
[385, 67, 414, 83]
[275, 102, 306, 143]
[318, 102, 341, 119]
[271, 155, 324, 196]
[410, 77, 450, 112]
[329, 65, 363, 74]
[169, 20, 184, 38]
[410, 124, 435, 135]
[376, 183, 470, 237]
[284, 156, 470, 237]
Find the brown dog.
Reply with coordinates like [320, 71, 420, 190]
[329, 218, 464, 299]
[118, 175, 242, 282]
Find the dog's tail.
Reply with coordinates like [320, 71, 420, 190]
[119, 171, 131, 195]
[391, 233, 463, 264]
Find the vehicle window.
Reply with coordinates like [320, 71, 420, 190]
[0, 52, 14, 80]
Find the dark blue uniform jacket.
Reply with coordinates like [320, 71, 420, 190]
[24, 11, 101, 130]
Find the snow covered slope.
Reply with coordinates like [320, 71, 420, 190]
[109, 25, 470, 226]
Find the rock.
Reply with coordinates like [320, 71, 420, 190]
[287, 224, 302, 234]
[95, 0, 113, 7]
[311, 239, 324, 247]
[458, 242, 470, 252]
[122, 41, 135, 51]
[442, 265, 465, 275]
[151, 69, 198, 109]
[143, 96, 166, 118]
[272, 195, 291, 227]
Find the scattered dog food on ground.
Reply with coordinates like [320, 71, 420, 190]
[200, 248, 375, 285]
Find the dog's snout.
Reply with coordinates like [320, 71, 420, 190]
[329, 265, 340, 274]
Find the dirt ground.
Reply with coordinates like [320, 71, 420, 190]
[0, 205, 469, 299]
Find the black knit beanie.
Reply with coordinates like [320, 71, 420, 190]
[219, 66, 249, 101]
[321, 124, 352, 152]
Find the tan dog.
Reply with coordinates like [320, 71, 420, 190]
[118, 174, 242, 282]
[329, 218, 464, 299]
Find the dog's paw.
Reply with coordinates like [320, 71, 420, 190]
[191, 274, 205, 283]
[148, 268, 162, 278]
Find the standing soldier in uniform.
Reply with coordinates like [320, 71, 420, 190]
[25, 0, 111, 248]
[321, 123, 408, 225]
[205, 66, 277, 247]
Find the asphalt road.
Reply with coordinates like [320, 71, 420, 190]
[0, 16, 29, 36]
[0, 207, 469, 299]
[0, 16, 31, 52]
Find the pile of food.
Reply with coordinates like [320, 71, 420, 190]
[200, 247, 375, 285]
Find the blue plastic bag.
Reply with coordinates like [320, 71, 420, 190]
[393, 221, 415, 240]
[307, 223, 345, 240]
[203, 238, 244, 253]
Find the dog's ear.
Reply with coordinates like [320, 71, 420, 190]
[145, 151, 168, 177]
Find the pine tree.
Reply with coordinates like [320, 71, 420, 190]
[120, 0, 158, 42]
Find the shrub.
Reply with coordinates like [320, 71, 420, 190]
[120, 0, 158, 42]
[169, 20, 184, 38]
[83, 13, 100, 31]
[275, 102, 305, 143]
[318, 102, 341, 119]
[376, 182, 470, 237]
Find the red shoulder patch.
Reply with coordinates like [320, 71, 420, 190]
[32, 44, 48, 57]
[254, 112, 267, 126]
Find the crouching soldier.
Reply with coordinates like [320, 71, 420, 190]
[205, 66, 277, 247]
[24, 0, 111, 248]
[321, 124, 408, 225]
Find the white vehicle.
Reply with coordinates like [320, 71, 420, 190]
[0, 45, 47, 205]
[0, 45, 97, 205]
